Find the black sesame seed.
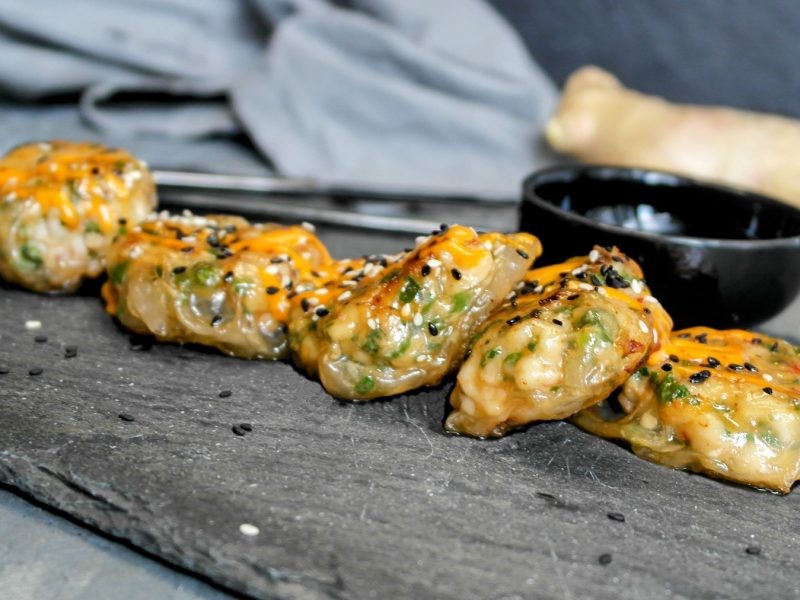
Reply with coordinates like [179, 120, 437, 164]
[451, 268, 462, 280]
[266, 286, 279, 295]
[118, 218, 127, 225]
[421, 265, 431, 277]
[28, 367, 43, 376]
[745, 545, 761, 556]
[181, 246, 194, 253]
[696, 333, 708, 344]
[552, 319, 563, 326]
[64, 345, 78, 359]
[752, 338, 762, 345]
[34, 335, 47, 343]
[689, 370, 711, 384]
[744, 362, 758, 372]
[728, 363, 744, 372]
[763, 387, 774, 395]
[506, 316, 521, 325]
[211, 314, 223, 327]
[607, 512, 625, 523]
[612, 255, 624, 263]
[315, 307, 330, 317]
[575, 271, 587, 279]
[529, 309, 542, 319]
[0, 367, 9, 374]
[428, 322, 439, 336]
[440, 223, 449, 231]
[172, 266, 187, 275]
[301, 298, 310, 312]
[118, 413, 135, 422]
[285, 280, 294, 290]
[770, 342, 779, 352]
[677, 333, 691, 339]
[219, 390, 232, 398]
[669, 354, 679, 363]
[590, 275, 602, 287]
[706, 357, 720, 368]
[223, 271, 234, 283]
[661, 363, 672, 372]
[239, 423, 253, 432]
[464, 348, 472, 359]
[271, 257, 284, 264]
[516, 249, 529, 260]
[567, 293, 579, 300]
[232, 425, 246, 436]
[598, 553, 613, 566]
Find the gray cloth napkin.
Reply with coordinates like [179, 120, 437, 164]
[0, 0, 557, 197]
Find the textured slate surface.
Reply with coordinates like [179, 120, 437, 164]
[2, 226, 800, 600]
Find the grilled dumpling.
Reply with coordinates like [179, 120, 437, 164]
[0, 141, 156, 293]
[289, 226, 542, 400]
[446, 247, 672, 438]
[573, 327, 800, 493]
[102, 212, 331, 360]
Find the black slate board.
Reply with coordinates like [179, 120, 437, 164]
[1, 226, 799, 600]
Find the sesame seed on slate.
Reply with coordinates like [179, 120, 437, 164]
[211, 314, 223, 327]
[266, 286, 279, 295]
[706, 356, 720, 368]
[64, 346, 78, 359]
[0, 367, 9, 375]
[232, 425, 246, 436]
[661, 363, 672, 372]
[421, 265, 431, 277]
[598, 553, 613, 566]
[34, 335, 48, 343]
[552, 319, 563, 326]
[428, 322, 439, 336]
[516, 249, 529, 259]
[763, 387, 774, 395]
[506, 316, 520, 325]
[118, 413, 136, 422]
[745, 545, 761, 556]
[219, 390, 233, 398]
[315, 307, 330, 317]
[239, 423, 253, 432]
[451, 268, 462, 280]
[29, 367, 43, 376]
[607, 512, 625, 523]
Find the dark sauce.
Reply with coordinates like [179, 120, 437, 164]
[537, 174, 800, 241]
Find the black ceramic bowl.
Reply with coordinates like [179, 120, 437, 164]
[521, 166, 800, 328]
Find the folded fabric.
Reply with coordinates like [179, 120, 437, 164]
[0, 0, 557, 197]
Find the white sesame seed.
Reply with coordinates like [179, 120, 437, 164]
[597, 287, 608, 296]
[340, 280, 357, 287]
[589, 249, 600, 262]
[639, 320, 649, 334]
[763, 373, 774, 382]
[401, 303, 412, 318]
[426, 259, 442, 268]
[631, 279, 644, 294]
[314, 288, 327, 296]
[301, 221, 316, 232]
[338, 291, 352, 302]
[307, 297, 319, 307]
[25, 320, 42, 330]
[416, 354, 428, 363]
[415, 235, 429, 246]
[577, 283, 594, 291]
[368, 318, 377, 330]
[239, 523, 260, 536]
[533, 285, 544, 294]
[390, 301, 399, 310]
[644, 295, 658, 303]
[413, 312, 423, 327]
[266, 266, 279, 275]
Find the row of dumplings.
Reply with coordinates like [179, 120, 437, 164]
[2, 141, 800, 493]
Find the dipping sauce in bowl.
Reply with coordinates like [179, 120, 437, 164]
[521, 166, 800, 328]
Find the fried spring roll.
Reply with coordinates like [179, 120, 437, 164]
[573, 327, 800, 493]
[289, 226, 542, 400]
[446, 247, 672, 438]
[0, 141, 156, 293]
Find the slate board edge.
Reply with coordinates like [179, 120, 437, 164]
[0, 453, 342, 600]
